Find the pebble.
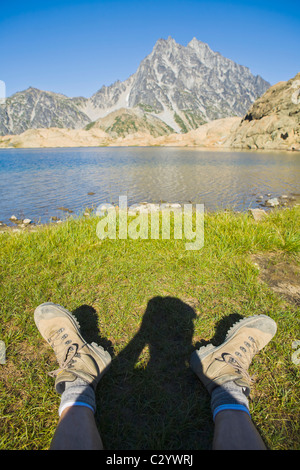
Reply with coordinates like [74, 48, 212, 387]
[292, 340, 300, 365]
[0, 341, 6, 365]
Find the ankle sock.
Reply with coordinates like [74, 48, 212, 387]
[58, 377, 96, 416]
[211, 381, 250, 421]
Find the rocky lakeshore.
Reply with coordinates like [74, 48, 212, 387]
[1, 192, 299, 233]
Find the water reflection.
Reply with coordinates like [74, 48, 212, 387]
[0, 147, 299, 223]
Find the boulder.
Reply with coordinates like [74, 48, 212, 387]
[265, 198, 279, 207]
[248, 208, 268, 221]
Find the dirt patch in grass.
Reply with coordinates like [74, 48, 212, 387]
[250, 252, 300, 305]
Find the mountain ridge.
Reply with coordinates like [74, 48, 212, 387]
[0, 37, 270, 136]
[1, 72, 298, 151]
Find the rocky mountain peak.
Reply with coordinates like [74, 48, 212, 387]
[0, 37, 271, 136]
[187, 37, 212, 52]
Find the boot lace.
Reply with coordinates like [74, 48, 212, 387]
[47, 328, 85, 378]
[216, 335, 259, 384]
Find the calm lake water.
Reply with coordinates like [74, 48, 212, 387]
[0, 147, 299, 224]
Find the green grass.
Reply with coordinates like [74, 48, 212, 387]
[0, 207, 299, 450]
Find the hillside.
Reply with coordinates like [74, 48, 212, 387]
[86, 108, 174, 138]
[225, 72, 300, 150]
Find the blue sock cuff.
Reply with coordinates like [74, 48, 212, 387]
[213, 404, 251, 421]
[211, 381, 250, 421]
[58, 378, 96, 416]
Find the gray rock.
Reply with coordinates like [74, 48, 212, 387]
[0, 340, 6, 365]
[265, 197, 279, 207]
[248, 208, 268, 221]
[292, 340, 300, 365]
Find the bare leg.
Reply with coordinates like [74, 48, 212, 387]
[50, 406, 103, 450]
[213, 410, 266, 450]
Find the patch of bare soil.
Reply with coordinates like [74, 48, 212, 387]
[250, 253, 300, 305]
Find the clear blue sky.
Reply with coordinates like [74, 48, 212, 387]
[0, 0, 299, 98]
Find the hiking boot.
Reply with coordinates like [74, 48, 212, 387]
[190, 315, 277, 395]
[34, 302, 111, 392]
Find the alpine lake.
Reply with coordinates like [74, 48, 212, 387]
[0, 146, 299, 225]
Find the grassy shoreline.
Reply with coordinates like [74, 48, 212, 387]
[0, 207, 299, 449]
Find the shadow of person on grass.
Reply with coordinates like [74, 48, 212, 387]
[72, 299, 244, 450]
